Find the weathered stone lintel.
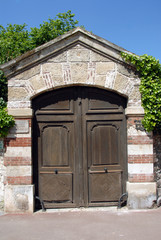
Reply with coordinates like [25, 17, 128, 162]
[8, 109, 33, 118]
[125, 107, 144, 116]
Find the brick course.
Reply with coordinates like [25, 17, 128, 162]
[5, 138, 31, 147]
[127, 116, 154, 183]
[128, 136, 153, 145]
[128, 155, 153, 164]
[5, 176, 32, 185]
[128, 174, 154, 182]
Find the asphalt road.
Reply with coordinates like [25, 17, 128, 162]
[0, 207, 161, 240]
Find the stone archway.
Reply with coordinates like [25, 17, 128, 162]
[1, 28, 156, 212]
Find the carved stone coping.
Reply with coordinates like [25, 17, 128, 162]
[125, 107, 144, 117]
[8, 108, 33, 118]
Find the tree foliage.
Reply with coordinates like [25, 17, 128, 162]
[0, 10, 78, 137]
[30, 11, 78, 47]
[121, 52, 161, 132]
[0, 98, 15, 138]
[0, 10, 78, 100]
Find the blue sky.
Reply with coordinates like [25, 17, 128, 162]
[1, 0, 161, 61]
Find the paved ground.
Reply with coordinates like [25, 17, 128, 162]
[0, 207, 161, 240]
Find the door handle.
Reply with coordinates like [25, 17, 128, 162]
[55, 169, 58, 174]
[104, 168, 108, 173]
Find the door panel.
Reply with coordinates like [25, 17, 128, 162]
[90, 124, 118, 165]
[40, 173, 73, 203]
[32, 86, 127, 208]
[42, 125, 69, 167]
[86, 88, 124, 113]
[89, 172, 122, 203]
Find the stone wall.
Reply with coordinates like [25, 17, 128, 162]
[3, 119, 33, 212]
[126, 116, 155, 208]
[0, 154, 6, 210]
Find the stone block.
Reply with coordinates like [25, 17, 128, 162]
[5, 147, 31, 158]
[128, 85, 142, 106]
[71, 63, 88, 83]
[42, 63, 62, 76]
[125, 107, 144, 116]
[128, 144, 153, 155]
[0, 155, 5, 210]
[8, 79, 26, 87]
[157, 187, 161, 197]
[96, 62, 115, 75]
[128, 163, 153, 174]
[29, 75, 46, 92]
[6, 166, 31, 177]
[114, 73, 133, 96]
[127, 182, 156, 209]
[117, 63, 137, 77]
[7, 108, 33, 118]
[127, 125, 148, 137]
[105, 71, 116, 89]
[68, 48, 90, 62]
[14, 65, 40, 80]
[9, 120, 29, 134]
[8, 101, 31, 109]
[4, 185, 34, 213]
[157, 179, 161, 188]
[69, 44, 87, 50]
[52, 75, 64, 87]
[90, 51, 111, 62]
[47, 51, 67, 63]
[95, 75, 106, 86]
[8, 87, 29, 101]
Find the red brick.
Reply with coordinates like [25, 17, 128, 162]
[128, 154, 153, 164]
[127, 117, 144, 126]
[128, 174, 154, 182]
[5, 138, 31, 147]
[128, 135, 153, 145]
[5, 176, 32, 185]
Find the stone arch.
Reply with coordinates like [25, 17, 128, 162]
[29, 82, 130, 101]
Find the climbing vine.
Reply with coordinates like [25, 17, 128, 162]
[121, 52, 161, 132]
[0, 98, 15, 138]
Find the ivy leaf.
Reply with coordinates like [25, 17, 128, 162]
[122, 52, 161, 132]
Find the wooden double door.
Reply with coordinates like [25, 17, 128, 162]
[33, 87, 127, 208]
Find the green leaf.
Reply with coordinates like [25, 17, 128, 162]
[121, 52, 161, 132]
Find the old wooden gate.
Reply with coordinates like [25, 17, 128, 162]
[32, 86, 127, 208]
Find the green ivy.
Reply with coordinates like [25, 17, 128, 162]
[121, 52, 161, 132]
[0, 98, 15, 138]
